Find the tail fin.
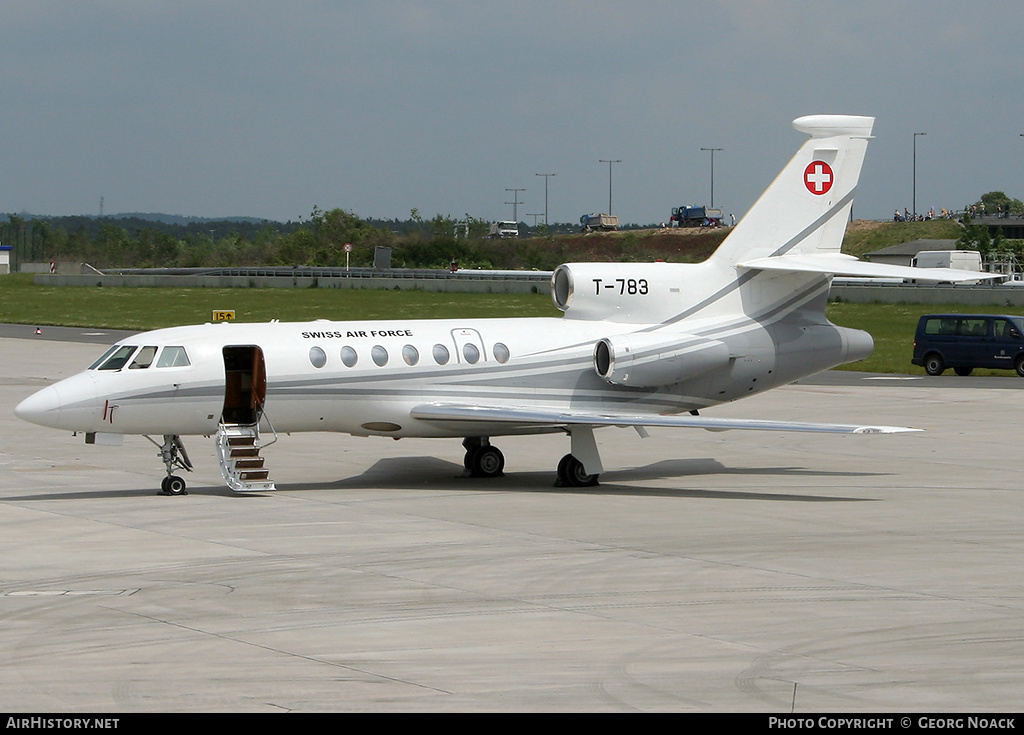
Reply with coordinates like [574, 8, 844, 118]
[712, 115, 874, 267]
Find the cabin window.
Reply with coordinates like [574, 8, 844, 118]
[371, 345, 389, 367]
[402, 344, 419, 366]
[309, 346, 327, 368]
[432, 344, 450, 365]
[341, 346, 358, 367]
[995, 319, 1022, 340]
[462, 343, 480, 364]
[96, 345, 138, 371]
[128, 346, 158, 369]
[492, 343, 510, 364]
[925, 318, 956, 336]
[957, 318, 987, 337]
[156, 346, 191, 368]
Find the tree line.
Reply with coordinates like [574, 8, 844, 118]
[1, 209, 583, 272]
[4, 191, 1020, 273]
[955, 192, 1024, 264]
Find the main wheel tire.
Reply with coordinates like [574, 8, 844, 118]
[954, 366, 973, 376]
[1016, 355, 1024, 377]
[556, 454, 598, 488]
[924, 353, 945, 376]
[475, 446, 505, 477]
[466, 446, 504, 478]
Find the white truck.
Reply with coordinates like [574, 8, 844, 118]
[909, 250, 983, 284]
[911, 250, 982, 271]
[488, 221, 519, 239]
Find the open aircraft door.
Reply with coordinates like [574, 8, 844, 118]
[222, 345, 267, 426]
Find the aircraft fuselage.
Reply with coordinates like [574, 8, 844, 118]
[17, 305, 870, 440]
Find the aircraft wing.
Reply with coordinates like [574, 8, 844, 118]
[410, 403, 920, 434]
[738, 253, 1002, 283]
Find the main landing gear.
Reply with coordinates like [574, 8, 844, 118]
[462, 437, 505, 478]
[555, 453, 599, 487]
[147, 434, 193, 496]
[461, 437, 600, 487]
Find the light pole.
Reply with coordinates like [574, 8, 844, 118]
[701, 147, 723, 208]
[505, 188, 525, 223]
[536, 173, 555, 225]
[599, 159, 621, 215]
[913, 132, 926, 218]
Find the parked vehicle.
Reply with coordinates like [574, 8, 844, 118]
[670, 205, 724, 228]
[912, 314, 1024, 376]
[911, 250, 982, 270]
[906, 251, 983, 284]
[580, 213, 619, 232]
[488, 221, 519, 239]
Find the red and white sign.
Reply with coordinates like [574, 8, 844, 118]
[804, 161, 833, 195]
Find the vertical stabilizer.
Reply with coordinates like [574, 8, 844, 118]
[712, 115, 874, 267]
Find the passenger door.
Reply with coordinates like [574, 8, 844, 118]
[450, 328, 487, 365]
[955, 317, 989, 367]
[990, 319, 1023, 368]
[222, 345, 267, 425]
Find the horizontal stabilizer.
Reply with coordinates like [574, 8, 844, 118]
[411, 403, 919, 435]
[739, 254, 1003, 283]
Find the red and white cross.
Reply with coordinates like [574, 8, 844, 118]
[803, 161, 833, 195]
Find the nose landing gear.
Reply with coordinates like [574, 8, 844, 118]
[147, 434, 193, 495]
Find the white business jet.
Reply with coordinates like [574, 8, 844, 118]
[15, 115, 991, 495]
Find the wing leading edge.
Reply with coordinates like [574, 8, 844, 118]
[410, 403, 920, 435]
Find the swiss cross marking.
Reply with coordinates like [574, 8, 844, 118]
[804, 161, 833, 195]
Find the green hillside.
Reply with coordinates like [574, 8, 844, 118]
[841, 219, 964, 258]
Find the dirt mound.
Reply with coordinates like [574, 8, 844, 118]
[536, 227, 729, 264]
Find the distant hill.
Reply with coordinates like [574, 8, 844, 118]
[5, 210, 966, 271]
[16, 213, 303, 241]
[840, 219, 964, 258]
[113, 212, 280, 226]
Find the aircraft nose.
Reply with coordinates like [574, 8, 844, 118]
[15, 371, 99, 431]
[15, 385, 63, 427]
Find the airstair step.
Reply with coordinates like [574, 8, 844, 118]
[216, 423, 276, 492]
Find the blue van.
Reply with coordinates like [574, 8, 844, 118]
[912, 314, 1024, 376]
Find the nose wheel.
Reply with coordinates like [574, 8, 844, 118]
[148, 434, 193, 495]
[161, 475, 188, 495]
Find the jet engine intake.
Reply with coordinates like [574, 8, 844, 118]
[551, 262, 695, 323]
[594, 333, 730, 388]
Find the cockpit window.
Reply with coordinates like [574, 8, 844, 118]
[156, 346, 191, 368]
[88, 345, 121, 370]
[96, 345, 138, 371]
[129, 346, 158, 369]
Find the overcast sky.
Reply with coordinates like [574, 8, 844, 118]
[2, 1, 1022, 226]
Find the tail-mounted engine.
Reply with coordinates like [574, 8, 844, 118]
[552, 262, 695, 323]
[593, 332, 730, 388]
